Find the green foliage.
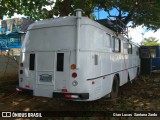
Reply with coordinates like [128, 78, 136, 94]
[53, 0, 98, 18]
[0, 0, 160, 30]
[0, 0, 54, 20]
[141, 37, 160, 46]
[97, 0, 160, 31]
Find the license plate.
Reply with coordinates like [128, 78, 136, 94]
[39, 74, 52, 82]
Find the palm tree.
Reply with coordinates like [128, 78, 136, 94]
[141, 37, 160, 46]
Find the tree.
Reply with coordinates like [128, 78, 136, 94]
[0, 0, 54, 20]
[98, 0, 160, 31]
[141, 37, 160, 46]
[0, 0, 160, 31]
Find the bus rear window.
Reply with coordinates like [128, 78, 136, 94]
[57, 53, 64, 71]
[29, 54, 35, 70]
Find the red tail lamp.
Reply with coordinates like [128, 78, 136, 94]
[20, 70, 23, 74]
[20, 63, 23, 67]
[72, 72, 77, 78]
[61, 89, 68, 92]
[25, 84, 30, 88]
[65, 94, 72, 98]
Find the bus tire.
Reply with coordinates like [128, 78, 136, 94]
[110, 75, 119, 99]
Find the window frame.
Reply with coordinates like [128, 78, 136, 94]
[105, 33, 111, 48]
[128, 43, 132, 54]
[112, 37, 121, 53]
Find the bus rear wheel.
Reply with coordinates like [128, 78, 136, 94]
[110, 75, 119, 99]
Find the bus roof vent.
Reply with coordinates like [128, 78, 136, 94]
[75, 9, 83, 18]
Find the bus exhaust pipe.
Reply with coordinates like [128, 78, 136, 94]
[75, 9, 82, 69]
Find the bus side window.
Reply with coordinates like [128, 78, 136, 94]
[113, 37, 121, 52]
[123, 42, 128, 49]
[94, 54, 98, 65]
[128, 43, 132, 54]
[104, 33, 111, 48]
[136, 49, 139, 56]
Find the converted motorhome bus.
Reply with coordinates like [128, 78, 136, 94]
[17, 9, 140, 101]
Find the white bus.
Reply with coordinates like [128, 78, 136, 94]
[17, 9, 140, 101]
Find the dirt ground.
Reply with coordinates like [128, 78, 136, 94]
[0, 72, 160, 119]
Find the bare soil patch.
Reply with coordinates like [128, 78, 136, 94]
[0, 72, 160, 119]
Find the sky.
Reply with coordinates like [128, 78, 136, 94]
[128, 26, 160, 44]
[3, 13, 26, 19]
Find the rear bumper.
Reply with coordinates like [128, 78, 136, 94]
[53, 92, 89, 100]
[16, 86, 33, 94]
[16, 86, 89, 100]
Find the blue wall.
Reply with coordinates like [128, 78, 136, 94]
[140, 46, 160, 70]
[0, 33, 22, 50]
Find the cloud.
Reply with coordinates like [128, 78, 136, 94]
[128, 26, 160, 44]
[128, 26, 144, 44]
[143, 29, 160, 40]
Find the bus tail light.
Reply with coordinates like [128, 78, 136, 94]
[25, 84, 30, 88]
[72, 72, 77, 78]
[20, 70, 23, 74]
[20, 63, 23, 74]
[61, 88, 67, 92]
[70, 64, 76, 70]
[16, 88, 23, 92]
[65, 94, 79, 99]
[20, 63, 23, 67]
